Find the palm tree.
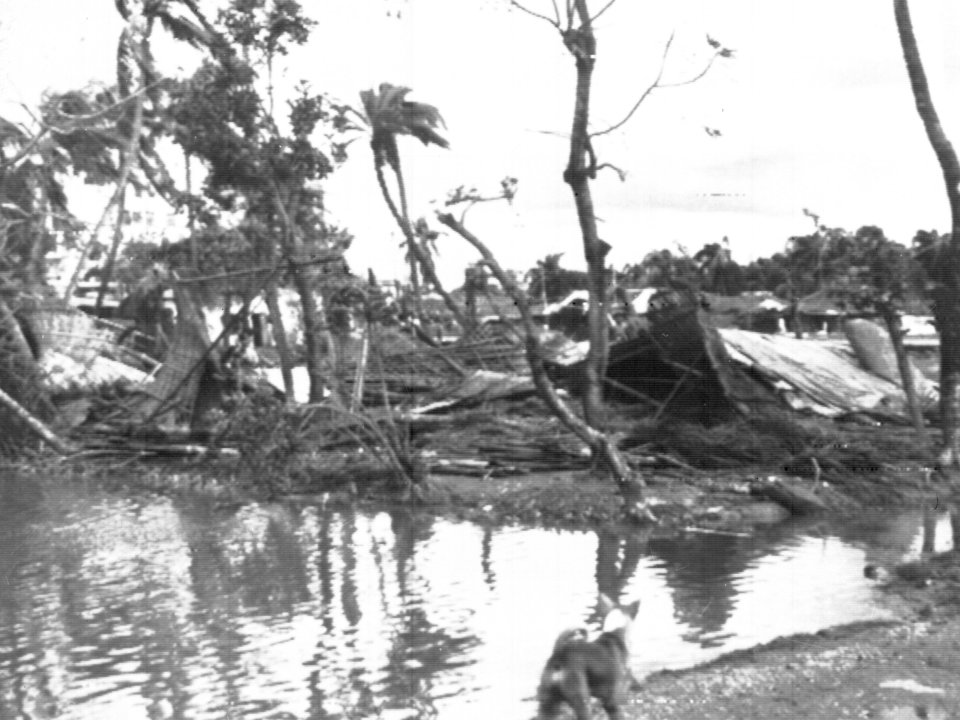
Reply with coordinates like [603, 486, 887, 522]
[81, 0, 219, 310]
[360, 84, 466, 330]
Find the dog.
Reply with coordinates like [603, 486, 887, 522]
[537, 594, 641, 720]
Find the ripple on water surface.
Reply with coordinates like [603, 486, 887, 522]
[0, 480, 948, 720]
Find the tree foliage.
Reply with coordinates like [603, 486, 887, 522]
[615, 226, 925, 310]
[165, 0, 354, 256]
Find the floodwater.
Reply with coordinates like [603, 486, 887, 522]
[0, 478, 953, 720]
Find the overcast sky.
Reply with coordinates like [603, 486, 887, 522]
[1, 0, 959, 286]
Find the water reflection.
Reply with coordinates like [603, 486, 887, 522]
[0, 478, 953, 720]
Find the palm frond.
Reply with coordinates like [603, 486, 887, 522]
[360, 83, 449, 150]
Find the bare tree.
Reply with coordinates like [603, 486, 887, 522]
[510, 0, 730, 429]
[893, 0, 960, 469]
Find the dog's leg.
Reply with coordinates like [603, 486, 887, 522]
[601, 699, 625, 720]
[566, 676, 593, 720]
[568, 695, 592, 720]
[537, 690, 564, 720]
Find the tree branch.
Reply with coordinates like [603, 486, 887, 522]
[590, 0, 618, 23]
[591, 34, 724, 139]
[0, 126, 51, 171]
[548, 0, 561, 25]
[659, 53, 719, 89]
[590, 32, 674, 138]
[47, 81, 165, 127]
[510, 0, 560, 27]
[596, 162, 627, 181]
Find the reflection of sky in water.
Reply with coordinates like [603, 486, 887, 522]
[0, 484, 950, 720]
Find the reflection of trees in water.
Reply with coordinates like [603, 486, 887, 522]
[480, 525, 496, 590]
[2, 495, 493, 720]
[0, 535, 52, 720]
[304, 508, 463, 718]
[178, 500, 312, 716]
[646, 534, 755, 647]
[378, 603, 477, 716]
[842, 505, 955, 562]
[378, 509, 444, 716]
[339, 511, 361, 627]
[178, 499, 256, 716]
[238, 513, 311, 612]
[595, 528, 648, 610]
[390, 509, 436, 596]
[373, 509, 481, 717]
[316, 509, 335, 634]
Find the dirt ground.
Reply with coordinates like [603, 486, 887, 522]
[633, 560, 960, 720]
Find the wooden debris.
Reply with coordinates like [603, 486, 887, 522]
[750, 476, 830, 515]
[0, 384, 75, 454]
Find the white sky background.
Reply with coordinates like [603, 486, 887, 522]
[1, 0, 959, 287]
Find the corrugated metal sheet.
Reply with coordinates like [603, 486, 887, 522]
[719, 328, 909, 417]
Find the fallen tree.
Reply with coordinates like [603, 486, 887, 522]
[436, 211, 654, 521]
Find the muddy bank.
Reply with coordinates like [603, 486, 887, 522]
[629, 555, 960, 720]
[10, 416, 950, 536]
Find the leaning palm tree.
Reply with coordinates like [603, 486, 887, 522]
[71, 0, 220, 309]
[359, 84, 466, 330]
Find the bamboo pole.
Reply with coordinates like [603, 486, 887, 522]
[0, 385, 75, 454]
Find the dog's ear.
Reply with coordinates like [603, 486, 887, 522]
[598, 594, 616, 615]
[624, 599, 641, 618]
